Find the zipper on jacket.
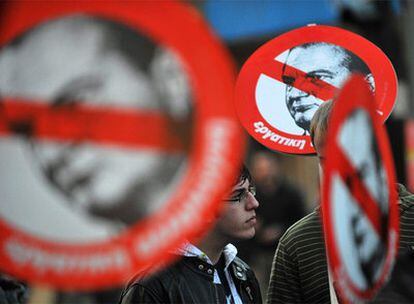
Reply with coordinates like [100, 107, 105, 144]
[245, 286, 253, 302]
[214, 284, 220, 304]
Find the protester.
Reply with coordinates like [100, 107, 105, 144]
[119, 165, 262, 304]
[267, 101, 414, 303]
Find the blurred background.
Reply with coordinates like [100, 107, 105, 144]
[2, 0, 414, 303]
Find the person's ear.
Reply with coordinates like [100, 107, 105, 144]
[364, 73, 375, 92]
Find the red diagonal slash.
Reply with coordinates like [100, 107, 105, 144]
[261, 60, 338, 101]
[0, 97, 190, 153]
[335, 147, 384, 238]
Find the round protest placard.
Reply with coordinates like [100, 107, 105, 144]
[235, 24, 397, 154]
[0, 2, 243, 290]
[322, 75, 399, 302]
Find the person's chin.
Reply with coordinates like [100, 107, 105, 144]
[239, 228, 256, 240]
[294, 118, 311, 131]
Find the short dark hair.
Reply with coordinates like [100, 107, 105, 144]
[235, 164, 252, 187]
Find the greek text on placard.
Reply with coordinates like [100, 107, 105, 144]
[5, 238, 130, 274]
[253, 121, 306, 150]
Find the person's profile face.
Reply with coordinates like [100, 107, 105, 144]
[217, 178, 259, 240]
[283, 44, 352, 132]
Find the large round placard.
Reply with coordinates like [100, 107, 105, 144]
[235, 25, 397, 154]
[322, 74, 399, 302]
[0, 1, 243, 290]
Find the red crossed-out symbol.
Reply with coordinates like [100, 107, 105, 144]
[0, 97, 190, 153]
[235, 25, 397, 155]
[322, 74, 399, 302]
[261, 59, 338, 102]
[333, 136, 385, 238]
[0, 1, 243, 291]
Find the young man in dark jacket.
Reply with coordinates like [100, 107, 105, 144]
[119, 166, 262, 304]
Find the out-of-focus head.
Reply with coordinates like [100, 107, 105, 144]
[310, 100, 335, 153]
[310, 100, 334, 165]
[250, 150, 280, 185]
[283, 42, 373, 133]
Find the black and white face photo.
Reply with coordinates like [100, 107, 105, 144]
[283, 43, 373, 133]
[254, 42, 374, 138]
[0, 15, 192, 242]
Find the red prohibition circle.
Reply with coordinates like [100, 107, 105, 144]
[322, 75, 399, 302]
[235, 25, 397, 155]
[0, 1, 244, 290]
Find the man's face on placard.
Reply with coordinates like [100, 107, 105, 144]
[283, 44, 352, 133]
[0, 16, 188, 228]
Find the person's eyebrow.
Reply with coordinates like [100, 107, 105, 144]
[230, 188, 245, 195]
[282, 75, 295, 85]
[306, 69, 335, 76]
[53, 76, 102, 106]
[281, 61, 297, 84]
[227, 187, 248, 199]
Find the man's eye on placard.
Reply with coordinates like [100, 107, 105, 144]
[306, 71, 333, 83]
[282, 75, 295, 86]
[52, 75, 104, 107]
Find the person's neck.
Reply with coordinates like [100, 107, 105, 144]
[197, 231, 228, 265]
